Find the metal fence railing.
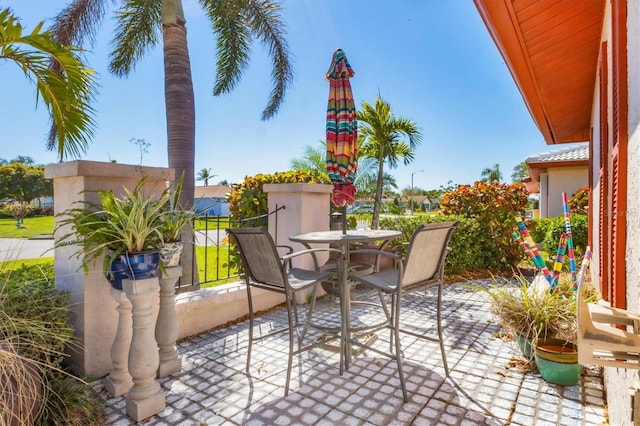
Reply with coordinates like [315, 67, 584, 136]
[175, 206, 284, 293]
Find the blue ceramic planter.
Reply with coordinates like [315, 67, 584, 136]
[106, 256, 128, 290]
[120, 251, 160, 280]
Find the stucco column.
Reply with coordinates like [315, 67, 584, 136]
[156, 266, 182, 378]
[123, 277, 165, 421]
[263, 183, 333, 269]
[45, 160, 174, 378]
[264, 183, 332, 303]
[103, 288, 133, 397]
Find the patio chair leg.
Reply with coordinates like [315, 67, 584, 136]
[393, 291, 409, 403]
[246, 284, 254, 373]
[299, 285, 319, 344]
[389, 293, 397, 353]
[285, 296, 296, 396]
[436, 283, 449, 377]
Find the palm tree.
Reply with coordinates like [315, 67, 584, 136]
[511, 162, 529, 183]
[357, 96, 423, 229]
[480, 163, 503, 182]
[50, 0, 292, 284]
[50, 0, 292, 208]
[289, 141, 379, 195]
[289, 142, 326, 173]
[197, 168, 215, 186]
[0, 8, 97, 160]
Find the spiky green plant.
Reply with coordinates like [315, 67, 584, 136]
[54, 176, 192, 276]
[0, 263, 105, 425]
[477, 273, 599, 347]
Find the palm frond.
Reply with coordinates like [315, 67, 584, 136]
[0, 8, 97, 161]
[205, 0, 251, 96]
[50, 0, 108, 48]
[242, 0, 293, 120]
[109, 0, 161, 76]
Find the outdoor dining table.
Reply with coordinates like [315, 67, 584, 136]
[289, 229, 402, 373]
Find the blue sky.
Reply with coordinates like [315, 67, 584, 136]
[0, 0, 547, 191]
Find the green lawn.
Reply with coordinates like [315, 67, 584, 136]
[0, 216, 54, 238]
[195, 216, 230, 231]
[195, 244, 239, 287]
[0, 257, 53, 271]
[0, 216, 230, 238]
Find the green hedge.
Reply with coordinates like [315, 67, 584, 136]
[532, 215, 588, 256]
[378, 215, 512, 274]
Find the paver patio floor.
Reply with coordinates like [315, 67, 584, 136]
[98, 279, 608, 425]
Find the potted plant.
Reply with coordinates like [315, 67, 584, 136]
[479, 273, 598, 385]
[55, 177, 172, 288]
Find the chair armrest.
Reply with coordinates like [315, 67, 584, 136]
[282, 247, 341, 270]
[276, 245, 294, 255]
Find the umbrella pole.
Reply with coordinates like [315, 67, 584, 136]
[342, 205, 347, 235]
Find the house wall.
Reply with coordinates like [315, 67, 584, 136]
[545, 166, 588, 217]
[597, 2, 640, 424]
[194, 197, 230, 216]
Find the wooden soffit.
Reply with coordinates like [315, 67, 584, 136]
[473, 0, 605, 145]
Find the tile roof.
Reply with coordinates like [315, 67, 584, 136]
[525, 143, 589, 164]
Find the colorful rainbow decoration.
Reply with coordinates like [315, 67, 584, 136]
[550, 233, 568, 292]
[514, 216, 552, 282]
[562, 193, 578, 286]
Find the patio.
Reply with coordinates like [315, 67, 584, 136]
[98, 280, 608, 425]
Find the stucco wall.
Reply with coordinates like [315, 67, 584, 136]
[545, 166, 588, 217]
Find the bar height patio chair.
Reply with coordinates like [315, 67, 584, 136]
[227, 227, 338, 396]
[348, 221, 459, 402]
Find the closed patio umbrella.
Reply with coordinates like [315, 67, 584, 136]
[326, 49, 358, 232]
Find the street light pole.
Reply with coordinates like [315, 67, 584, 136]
[410, 169, 423, 215]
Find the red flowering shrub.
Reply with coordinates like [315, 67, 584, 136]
[440, 181, 529, 267]
[227, 170, 330, 226]
[568, 185, 589, 215]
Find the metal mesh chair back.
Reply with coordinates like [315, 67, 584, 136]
[402, 221, 459, 289]
[228, 227, 286, 289]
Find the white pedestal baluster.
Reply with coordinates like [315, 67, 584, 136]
[156, 266, 182, 377]
[123, 277, 165, 421]
[103, 287, 133, 396]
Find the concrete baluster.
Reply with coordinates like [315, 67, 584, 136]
[156, 266, 182, 377]
[123, 277, 165, 421]
[103, 287, 133, 396]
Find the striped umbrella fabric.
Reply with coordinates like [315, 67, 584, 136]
[326, 49, 358, 207]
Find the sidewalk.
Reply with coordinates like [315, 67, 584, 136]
[0, 237, 54, 261]
[97, 280, 608, 425]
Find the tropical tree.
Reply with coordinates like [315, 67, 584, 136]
[480, 163, 503, 182]
[511, 161, 529, 183]
[0, 8, 97, 160]
[50, 0, 291, 208]
[357, 96, 423, 228]
[289, 143, 326, 174]
[197, 168, 215, 186]
[50, 0, 293, 284]
[0, 162, 52, 204]
[289, 141, 379, 198]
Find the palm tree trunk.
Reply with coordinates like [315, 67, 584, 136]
[371, 160, 385, 229]
[162, 11, 198, 286]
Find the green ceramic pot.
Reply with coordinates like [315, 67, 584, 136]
[534, 338, 582, 386]
[514, 332, 534, 358]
